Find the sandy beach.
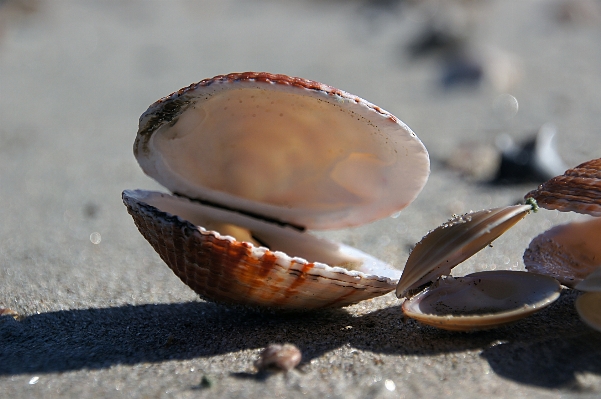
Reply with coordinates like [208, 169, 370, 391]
[1, 1, 601, 397]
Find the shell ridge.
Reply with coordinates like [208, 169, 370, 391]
[526, 158, 601, 216]
[138, 72, 413, 140]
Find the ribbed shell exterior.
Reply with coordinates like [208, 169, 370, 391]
[123, 191, 397, 309]
[524, 157, 601, 287]
[525, 158, 601, 216]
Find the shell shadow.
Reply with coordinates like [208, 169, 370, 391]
[478, 290, 601, 389]
[481, 332, 601, 389]
[0, 298, 483, 376]
[0, 301, 341, 375]
[356, 290, 601, 388]
[1, 290, 598, 388]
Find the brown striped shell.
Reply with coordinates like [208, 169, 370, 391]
[123, 190, 400, 309]
[525, 158, 601, 216]
[125, 72, 430, 309]
[523, 158, 601, 286]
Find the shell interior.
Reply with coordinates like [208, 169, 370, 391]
[396, 204, 533, 297]
[402, 271, 561, 331]
[134, 72, 430, 231]
[126, 190, 399, 278]
[127, 72, 431, 309]
[575, 292, 601, 333]
[524, 217, 601, 288]
[123, 189, 401, 309]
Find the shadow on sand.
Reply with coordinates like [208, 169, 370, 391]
[1, 290, 599, 389]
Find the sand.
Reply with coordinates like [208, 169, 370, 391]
[1, 1, 601, 397]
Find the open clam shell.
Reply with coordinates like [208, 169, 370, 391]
[395, 204, 562, 330]
[396, 204, 533, 297]
[524, 217, 601, 288]
[402, 271, 561, 331]
[126, 72, 430, 309]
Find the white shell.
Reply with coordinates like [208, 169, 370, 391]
[134, 72, 429, 231]
[402, 271, 561, 331]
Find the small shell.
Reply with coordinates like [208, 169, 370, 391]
[402, 271, 561, 331]
[396, 204, 532, 297]
[0, 308, 19, 318]
[395, 204, 561, 330]
[525, 158, 601, 216]
[524, 217, 601, 288]
[255, 343, 302, 372]
[123, 190, 399, 309]
[575, 292, 601, 333]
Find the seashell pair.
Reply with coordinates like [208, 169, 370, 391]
[394, 202, 561, 331]
[124, 72, 430, 310]
[396, 158, 601, 332]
